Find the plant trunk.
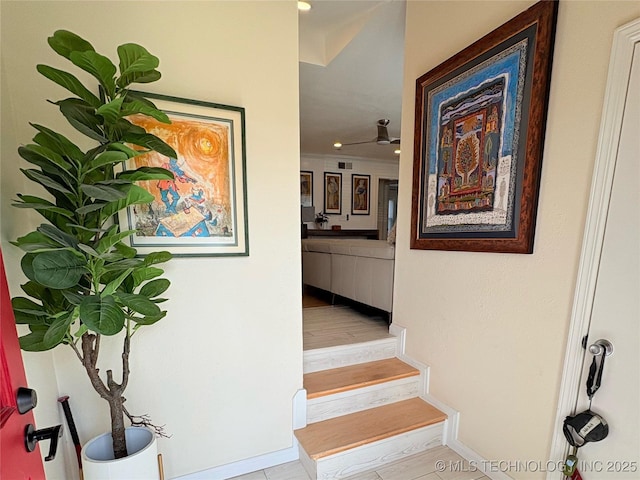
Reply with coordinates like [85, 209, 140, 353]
[108, 394, 128, 459]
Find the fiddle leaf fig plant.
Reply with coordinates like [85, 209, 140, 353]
[10, 30, 177, 459]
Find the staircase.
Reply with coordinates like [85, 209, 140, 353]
[295, 335, 447, 479]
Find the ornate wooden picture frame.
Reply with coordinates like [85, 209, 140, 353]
[411, 0, 558, 253]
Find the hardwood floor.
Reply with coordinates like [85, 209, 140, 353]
[302, 285, 391, 351]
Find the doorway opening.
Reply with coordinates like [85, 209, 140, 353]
[377, 179, 398, 240]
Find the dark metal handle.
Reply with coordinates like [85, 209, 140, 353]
[25, 423, 63, 461]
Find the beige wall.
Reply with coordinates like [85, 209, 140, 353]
[0, 2, 302, 478]
[395, 1, 640, 476]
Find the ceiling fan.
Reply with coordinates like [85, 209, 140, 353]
[334, 119, 400, 149]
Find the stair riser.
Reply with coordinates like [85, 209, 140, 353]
[304, 338, 397, 373]
[307, 376, 420, 424]
[299, 422, 445, 480]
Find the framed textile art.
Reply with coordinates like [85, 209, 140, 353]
[351, 174, 370, 215]
[117, 92, 248, 256]
[324, 172, 342, 215]
[300, 171, 313, 207]
[410, 0, 558, 253]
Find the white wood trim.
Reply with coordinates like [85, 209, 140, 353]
[304, 337, 397, 373]
[312, 422, 444, 479]
[293, 388, 308, 430]
[446, 439, 512, 480]
[172, 440, 299, 479]
[547, 17, 640, 479]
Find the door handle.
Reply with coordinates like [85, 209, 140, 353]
[588, 338, 613, 357]
[24, 423, 63, 461]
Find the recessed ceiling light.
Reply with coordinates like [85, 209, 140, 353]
[333, 142, 342, 149]
[394, 149, 401, 155]
[298, 1, 312, 12]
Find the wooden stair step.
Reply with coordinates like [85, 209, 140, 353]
[304, 358, 419, 400]
[294, 397, 447, 460]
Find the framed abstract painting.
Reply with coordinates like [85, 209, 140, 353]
[410, 0, 558, 253]
[118, 92, 248, 256]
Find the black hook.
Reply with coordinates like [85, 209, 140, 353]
[24, 424, 63, 461]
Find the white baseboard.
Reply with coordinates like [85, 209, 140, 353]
[447, 439, 513, 480]
[173, 389, 307, 480]
[172, 440, 300, 480]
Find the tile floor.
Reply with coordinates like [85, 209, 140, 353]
[229, 445, 489, 480]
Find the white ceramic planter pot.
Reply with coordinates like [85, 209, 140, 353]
[81, 427, 160, 480]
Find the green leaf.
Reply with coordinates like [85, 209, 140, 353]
[77, 244, 100, 257]
[12, 200, 75, 220]
[108, 142, 144, 158]
[96, 96, 124, 125]
[121, 100, 170, 123]
[57, 98, 106, 142]
[115, 292, 160, 316]
[120, 69, 161, 87]
[114, 242, 137, 259]
[81, 183, 128, 202]
[36, 64, 101, 107]
[117, 43, 159, 76]
[48, 30, 95, 60]
[104, 258, 144, 271]
[75, 203, 107, 215]
[117, 167, 173, 182]
[143, 251, 172, 266]
[12, 231, 59, 252]
[31, 250, 86, 289]
[97, 228, 136, 254]
[19, 330, 50, 351]
[12, 297, 46, 316]
[61, 290, 84, 306]
[14, 310, 48, 326]
[79, 295, 125, 335]
[139, 278, 170, 298]
[31, 123, 84, 163]
[132, 310, 166, 326]
[132, 266, 163, 287]
[69, 50, 117, 98]
[37, 224, 79, 248]
[21, 168, 73, 196]
[122, 132, 177, 159]
[19, 144, 73, 174]
[21, 254, 37, 282]
[87, 151, 128, 172]
[99, 185, 154, 220]
[43, 312, 75, 348]
[101, 268, 134, 297]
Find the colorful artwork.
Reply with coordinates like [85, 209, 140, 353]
[351, 174, 370, 215]
[118, 93, 248, 256]
[324, 172, 342, 214]
[411, 0, 558, 253]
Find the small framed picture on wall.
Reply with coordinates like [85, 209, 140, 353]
[300, 171, 313, 207]
[351, 174, 370, 215]
[324, 172, 342, 214]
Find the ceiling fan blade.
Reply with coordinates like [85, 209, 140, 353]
[390, 138, 400, 145]
[341, 139, 377, 146]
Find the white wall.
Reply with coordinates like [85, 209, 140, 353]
[395, 1, 640, 476]
[0, 2, 302, 479]
[301, 154, 398, 231]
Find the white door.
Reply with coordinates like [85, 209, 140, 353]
[550, 19, 640, 480]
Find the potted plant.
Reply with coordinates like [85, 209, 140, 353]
[315, 212, 329, 228]
[9, 30, 176, 474]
